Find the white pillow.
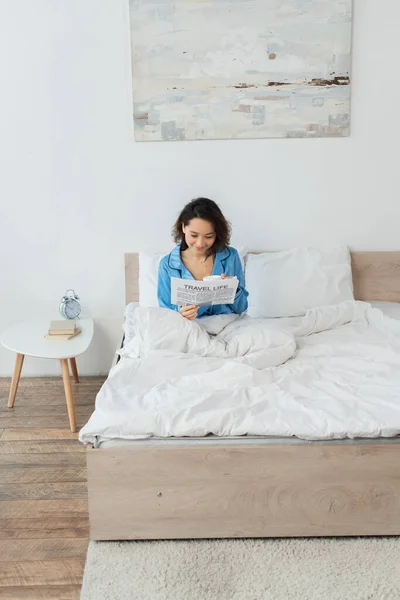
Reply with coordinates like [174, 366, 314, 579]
[245, 247, 354, 318]
[139, 252, 168, 307]
[369, 301, 400, 321]
[138, 247, 248, 308]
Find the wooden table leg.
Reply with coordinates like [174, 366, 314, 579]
[69, 357, 79, 383]
[8, 353, 24, 408]
[60, 359, 77, 432]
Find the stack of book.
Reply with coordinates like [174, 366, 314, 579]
[45, 320, 81, 340]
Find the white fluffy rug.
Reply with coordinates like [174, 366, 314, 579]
[80, 538, 400, 600]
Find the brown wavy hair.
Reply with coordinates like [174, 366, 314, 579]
[172, 198, 231, 254]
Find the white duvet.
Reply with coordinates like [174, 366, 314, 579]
[79, 301, 400, 444]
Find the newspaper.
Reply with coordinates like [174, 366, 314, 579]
[171, 277, 238, 307]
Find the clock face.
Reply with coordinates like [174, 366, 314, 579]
[64, 299, 81, 319]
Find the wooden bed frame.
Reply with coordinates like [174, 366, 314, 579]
[86, 251, 400, 540]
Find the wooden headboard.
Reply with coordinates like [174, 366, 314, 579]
[124, 252, 400, 305]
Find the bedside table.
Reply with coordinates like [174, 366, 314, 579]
[0, 317, 94, 432]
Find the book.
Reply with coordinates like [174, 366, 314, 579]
[48, 320, 77, 335]
[44, 328, 81, 340]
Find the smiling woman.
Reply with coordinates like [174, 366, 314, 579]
[157, 198, 249, 320]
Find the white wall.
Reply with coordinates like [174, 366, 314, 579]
[0, 0, 399, 377]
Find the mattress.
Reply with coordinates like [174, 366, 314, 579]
[97, 434, 400, 449]
[80, 300, 400, 447]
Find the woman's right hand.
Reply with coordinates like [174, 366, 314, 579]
[180, 305, 199, 320]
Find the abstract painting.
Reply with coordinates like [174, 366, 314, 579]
[129, 0, 352, 141]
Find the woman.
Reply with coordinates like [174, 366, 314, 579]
[158, 197, 248, 320]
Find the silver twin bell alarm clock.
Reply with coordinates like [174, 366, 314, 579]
[59, 289, 81, 320]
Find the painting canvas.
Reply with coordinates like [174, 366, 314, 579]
[129, 0, 352, 141]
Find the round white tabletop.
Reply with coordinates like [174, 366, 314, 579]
[0, 317, 94, 360]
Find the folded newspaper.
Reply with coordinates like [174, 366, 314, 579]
[171, 277, 238, 307]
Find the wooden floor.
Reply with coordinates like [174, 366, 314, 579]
[0, 376, 104, 600]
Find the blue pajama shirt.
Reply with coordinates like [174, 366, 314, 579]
[157, 244, 249, 317]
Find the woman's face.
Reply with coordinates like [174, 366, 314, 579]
[182, 218, 216, 255]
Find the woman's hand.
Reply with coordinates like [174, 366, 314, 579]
[180, 305, 199, 320]
[221, 273, 234, 279]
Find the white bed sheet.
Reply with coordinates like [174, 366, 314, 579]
[80, 301, 400, 445]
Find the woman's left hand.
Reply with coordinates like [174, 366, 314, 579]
[221, 273, 234, 279]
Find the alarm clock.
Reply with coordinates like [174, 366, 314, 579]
[59, 289, 81, 320]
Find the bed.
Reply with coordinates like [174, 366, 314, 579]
[82, 251, 400, 540]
